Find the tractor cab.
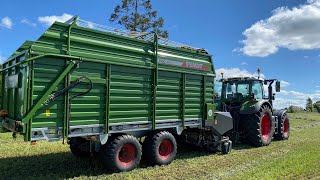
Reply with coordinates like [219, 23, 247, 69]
[215, 69, 281, 110]
[221, 77, 264, 102]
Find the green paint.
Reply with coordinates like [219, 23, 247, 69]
[0, 18, 216, 141]
[22, 62, 76, 124]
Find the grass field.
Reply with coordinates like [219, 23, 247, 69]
[0, 112, 319, 180]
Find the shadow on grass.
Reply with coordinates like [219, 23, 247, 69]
[232, 143, 255, 150]
[0, 143, 255, 179]
[0, 145, 212, 180]
[0, 152, 106, 180]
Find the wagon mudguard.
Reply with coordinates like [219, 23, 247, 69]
[205, 112, 233, 136]
[239, 100, 272, 114]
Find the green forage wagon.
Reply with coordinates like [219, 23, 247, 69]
[0, 16, 233, 172]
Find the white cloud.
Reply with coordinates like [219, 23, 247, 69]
[216, 68, 265, 80]
[274, 89, 320, 109]
[0, 17, 13, 29]
[87, 22, 95, 29]
[21, 18, 37, 27]
[232, 47, 241, 53]
[38, 13, 73, 26]
[240, 0, 320, 57]
[280, 80, 290, 87]
[241, 62, 248, 65]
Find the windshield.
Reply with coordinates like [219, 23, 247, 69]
[214, 81, 222, 100]
[252, 81, 263, 99]
[224, 82, 249, 99]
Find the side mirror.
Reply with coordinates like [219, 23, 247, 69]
[275, 81, 280, 92]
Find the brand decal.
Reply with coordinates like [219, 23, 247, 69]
[158, 59, 210, 71]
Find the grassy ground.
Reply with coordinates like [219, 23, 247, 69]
[0, 112, 319, 180]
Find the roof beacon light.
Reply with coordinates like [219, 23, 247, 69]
[257, 68, 261, 79]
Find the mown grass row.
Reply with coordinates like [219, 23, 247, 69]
[0, 112, 319, 179]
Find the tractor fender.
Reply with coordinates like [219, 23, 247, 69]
[239, 100, 272, 115]
[273, 109, 287, 118]
[273, 109, 287, 124]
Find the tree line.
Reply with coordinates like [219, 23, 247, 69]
[286, 97, 320, 113]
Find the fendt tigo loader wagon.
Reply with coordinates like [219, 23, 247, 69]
[0, 16, 233, 172]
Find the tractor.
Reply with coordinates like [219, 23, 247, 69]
[215, 69, 290, 147]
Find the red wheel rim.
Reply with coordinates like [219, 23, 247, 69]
[261, 113, 271, 141]
[159, 139, 172, 159]
[118, 143, 136, 167]
[283, 118, 289, 137]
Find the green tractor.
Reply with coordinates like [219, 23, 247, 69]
[215, 69, 290, 147]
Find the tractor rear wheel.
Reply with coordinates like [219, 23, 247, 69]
[246, 105, 275, 147]
[69, 137, 90, 158]
[274, 112, 290, 140]
[142, 131, 177, 166]
[100, 134, 142, 172]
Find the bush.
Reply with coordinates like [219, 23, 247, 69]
[287, 105, 304, 113]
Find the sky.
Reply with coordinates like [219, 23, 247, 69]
[0, 0, 320, 109]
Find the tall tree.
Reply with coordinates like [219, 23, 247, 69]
[109, 0, 169, 38]
[306, 97, 313, 112]
[314, 101, 320, 113]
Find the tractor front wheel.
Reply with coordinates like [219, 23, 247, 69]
[274, 112, 290, 140]
[246, 105, 275, 147]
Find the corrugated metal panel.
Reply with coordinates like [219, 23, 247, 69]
[157, 71, 182, 120]
[69, 61, 107, 126]
[109, 65, 153, 123]
[185, 74, 204, 119]
[205, 77, 215, 105]
[32, 58, 66, 128]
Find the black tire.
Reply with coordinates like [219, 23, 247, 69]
[246, 105, 275, 147]
[142, 131, 177, 166]
[274, 111, 290, 140]
[221, 141, 232, 154]
[69, 137, 90, 158]
[100, 134, 142, 172]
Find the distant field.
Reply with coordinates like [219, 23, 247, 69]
[0, 112, 319, 180]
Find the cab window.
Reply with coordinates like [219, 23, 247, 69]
[252, 81, 263, 99]
[237, 83, 249, 97]
[214, 81, 222, 100]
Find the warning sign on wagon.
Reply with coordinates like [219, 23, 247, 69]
[45, 110, 51, 117]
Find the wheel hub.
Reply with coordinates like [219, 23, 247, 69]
[283, 118, 289, 137]
[118, 143, 136, 166]
[261, 113, 271, 141]
[159, 139, 172, 159]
